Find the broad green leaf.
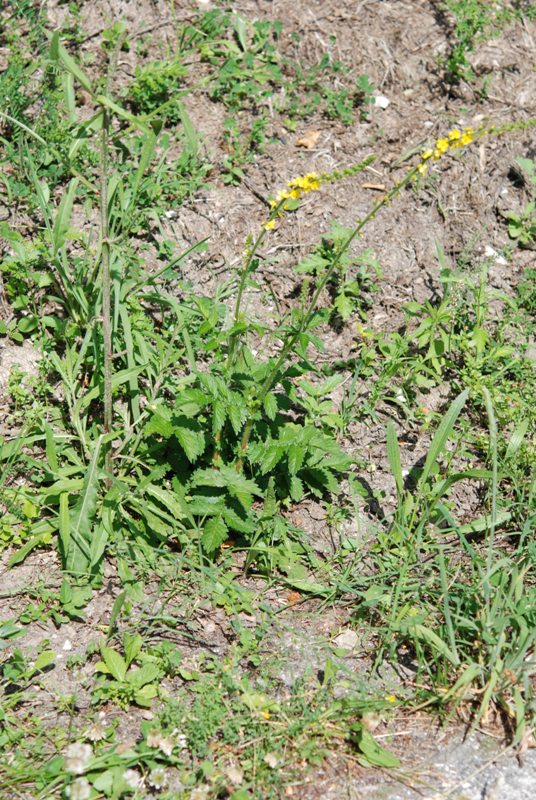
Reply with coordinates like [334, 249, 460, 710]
[222, 506, 255, 533]
[227, 473, 261, 510]
[506, 419, 529, 459]
[134, 684, 158, 706]
[33, 651, 56, 672]
[53, 178, 78, 255]
[65, 438, 102, 578]
[123, 633, 143, 667]
[352, 726, 400, 768]
[106, 592, 126, 643]
[128, 661, 159, 689]
[100, 646, 127, 682]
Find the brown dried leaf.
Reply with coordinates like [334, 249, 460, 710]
[296, 129, 320, 149]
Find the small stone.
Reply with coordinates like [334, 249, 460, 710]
[373, 95, 390, 109]
[63, 639, 73, 651]
[333, 629, 359, 651]
[225, 765, 244, 785]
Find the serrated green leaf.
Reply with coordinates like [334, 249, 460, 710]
[295, 253, 329, 274]
[145, 408, 173, 438]
[263, 392, 278, 420]
[289, 475, 304, 501]
[174, 416, 206, 462]
[288, 445, 306, 475]
[259, 445, 285, 474]
[222, 506, 255, 533]
[212, 400, 227, 434]
[335, 291, 354, 321]
[228, 402, 247, 434]
[201, 516, 228, 555]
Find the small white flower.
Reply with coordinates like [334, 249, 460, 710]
[173, 730, 188, 750]
[190, 787, 210, 800]
[65, 777, 91, 800]
[146, 729, 174, 756]
[122, 768, 143, 790]
[84, 722, 107, 742]
[148, 767, 168, 789]
[64, 743, 93, 775]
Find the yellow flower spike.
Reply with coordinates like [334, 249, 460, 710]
[435, 138, 449, 155]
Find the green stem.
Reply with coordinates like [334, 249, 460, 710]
[238, 167, 418, 458]
[226, 224, 272, 368]
[100, 107, 113, 487]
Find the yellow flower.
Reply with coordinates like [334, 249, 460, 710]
[417, 163, 428, 176]
[421, 149, 433, 161]
[387, 694, 396, 704]
[435, 138, 449, 155]
[460, 132, 473, 146]
[263, 219, 276, 231]
[448, 128, 462, 141]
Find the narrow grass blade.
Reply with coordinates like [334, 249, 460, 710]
[50, 33, 94, 93]
[418, 388, 469, 490]
[386, 420, 404, 500]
